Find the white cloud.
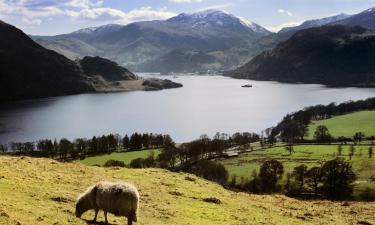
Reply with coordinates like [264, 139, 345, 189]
[278, 9, 293, 17]
[169, 0, 202, 3]
[197, 3, 233, 12]
[0, 1, 177, 27]
[69, 6, 177, 24]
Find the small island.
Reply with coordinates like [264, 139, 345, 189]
[241, 84, 253, 88]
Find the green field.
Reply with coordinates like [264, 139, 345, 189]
[80, 149, 161, 166]
[307, 110, 375, 139]
[1, 156, 374, 225]
[216, 144, 375, 196]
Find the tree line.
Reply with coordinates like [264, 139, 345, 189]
[0, 132, 170, 160]
[269, 97, 375, 144]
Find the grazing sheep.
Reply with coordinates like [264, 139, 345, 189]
[75, 181, 139, 225]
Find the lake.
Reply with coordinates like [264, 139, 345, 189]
[0, 75, 374, 144]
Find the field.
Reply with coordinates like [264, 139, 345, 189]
[80, 149, 160, 166]
[216, 144, 375, 196]
[307, 110, 375, 139]
[0, 156, 375, 225]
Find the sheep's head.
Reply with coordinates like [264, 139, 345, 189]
[75, 196, 90, 218]
[75, 200, 83, 218]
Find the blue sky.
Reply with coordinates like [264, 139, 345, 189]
[1, 0, 375, 35]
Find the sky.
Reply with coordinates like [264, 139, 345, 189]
[1, 0, 375, 35]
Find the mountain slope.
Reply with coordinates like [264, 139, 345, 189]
[228, 25, 375, 87]
[35, 10, 271, 71]
[333, 7, 375, 29]
[280, 14, 350, 33]
[36, 39, 101, 60]
[1, 156, 374, 225]
[0, 20, 94, 102]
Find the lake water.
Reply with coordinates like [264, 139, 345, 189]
[1, 75, 375, 144]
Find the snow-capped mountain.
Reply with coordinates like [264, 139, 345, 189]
[72, 24, 123, 35]
[279, 13, 350, 33]
[167, 10, 271, 35]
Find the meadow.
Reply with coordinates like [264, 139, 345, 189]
[216, 144, 375, 196]
[80, 149, 160, 166]
[307, 110, 375, 139]
[0, 156, 374, 225]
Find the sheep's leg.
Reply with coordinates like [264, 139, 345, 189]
[127, 216, 132, 225]
[93, 209, 99, 224]
[104, 211, 108, 224]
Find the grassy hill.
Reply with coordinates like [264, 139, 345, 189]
[80, 149, 160, 166]
[307, 111, 375, 139]
[216, 144, 375, 197]
[1, 156, 374, 225]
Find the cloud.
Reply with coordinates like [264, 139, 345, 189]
[168, 0, 202, 3]
[278, 9, 293, 17]
[69, 6, 177, 24]
[0, 0, 176, 26]
[197, 3, 233, 12]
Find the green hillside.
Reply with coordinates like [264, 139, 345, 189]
[1, 156, 374, 225]
[307, 111, 375, 139]
[216, 144, 375, 197]
[80, 149, 160, 166]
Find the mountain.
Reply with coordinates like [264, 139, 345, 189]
[35, 10, 271, 71]
[332, 7, 375, 29]
[280, 14, 350, 33]
[0, 20, 94, 102]
[0, 21, 182, 102]
[79, 56, 136, 81]
[227, 25, 375, 87]
[137, 48, 219, 73]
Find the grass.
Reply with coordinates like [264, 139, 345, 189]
[0, 156, 375, 225]
[216, 144, 375, 197]
[79, 149, 161, 166]
[307, 110, 375, 139]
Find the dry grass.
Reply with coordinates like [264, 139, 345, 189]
[0, 156, 374, 225]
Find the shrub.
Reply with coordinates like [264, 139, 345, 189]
[103, 159, 125, 167]
[190, 160, 228, 184]
[129, 158, 145, 168]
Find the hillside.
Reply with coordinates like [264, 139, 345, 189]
[308, 110, 375, 138]
[227, 25, 375, 87]
[0, 156, 374, 225]
[0, 20, 94, 102]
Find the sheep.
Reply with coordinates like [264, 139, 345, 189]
[75, 181, 139, 225]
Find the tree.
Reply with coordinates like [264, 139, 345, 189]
[369, 147, 373, 159]
[59, 138, 72, 160]
[337, 145, 343, 157]
[314, 125, 332, 143]
[122, 135, 130, 150]
[292, 164, 308, 192]
[0, 144, 7, 153]
[285, 144, 294, 155]
[349, 145, 355, 160]
[353, 132, 365, 144]
[258, 159, 284, 193]
[306, 166, 321, 197]
[320, 158, 356, 200]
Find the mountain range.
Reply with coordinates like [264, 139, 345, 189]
[33, 10, 271, 72]
[33, 7, 375, 74]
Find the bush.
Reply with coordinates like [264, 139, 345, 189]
[359, 187, 375, 201]
[129, 158, 145, 168]
[190, 160, 228, 184]
[259, 159, 284, 193]
[103, 159, 125, 167]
